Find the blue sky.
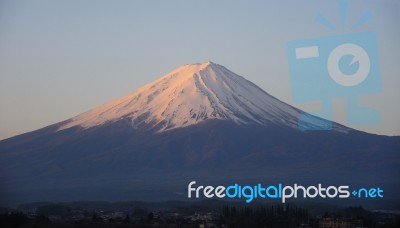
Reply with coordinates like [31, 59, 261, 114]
[0, 0, 399, 139]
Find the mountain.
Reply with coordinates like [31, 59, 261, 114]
[0, 62, 399, 208]
[57, 61, 344, 132]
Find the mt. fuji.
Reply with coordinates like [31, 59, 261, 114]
[0, 62, 399, 208]
[58, 61, 343, 132]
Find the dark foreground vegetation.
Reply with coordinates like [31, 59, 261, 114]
[0, 201, 399, 227]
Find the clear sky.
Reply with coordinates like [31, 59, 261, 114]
[0, 0, 399, 139]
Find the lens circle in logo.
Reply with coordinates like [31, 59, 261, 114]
[327, 43, 370, 87]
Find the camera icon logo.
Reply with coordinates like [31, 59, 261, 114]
[328, 42, 370, 87]
[287, 30, 381, 130]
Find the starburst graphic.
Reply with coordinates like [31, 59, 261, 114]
[315, 0, 373, 32]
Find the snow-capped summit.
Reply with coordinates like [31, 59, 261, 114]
[58, 62, 325, 132]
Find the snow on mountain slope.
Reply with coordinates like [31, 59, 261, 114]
[58, 62, 340, 132]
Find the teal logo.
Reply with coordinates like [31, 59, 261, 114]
[286, 0, 381, 130]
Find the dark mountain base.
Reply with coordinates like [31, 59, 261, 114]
[1, 120, 399, 208]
